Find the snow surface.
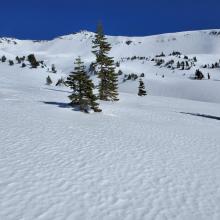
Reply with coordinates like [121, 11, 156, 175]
[0, 30, 220, 219]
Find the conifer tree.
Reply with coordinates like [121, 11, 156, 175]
[92, 23, 119, 101]
[51, 64, 57, 73]
[66, 57, 101, 113]
[27, 54, 39, 68]
[1, 55, 6, 62]
[138, 78, 147, 96]
[46, 75, 53, 85]
[55, 77, 65, 86]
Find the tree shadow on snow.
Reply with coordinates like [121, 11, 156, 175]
[180, 112, 220, 121]
[44, 87, 71, 94]
[42, 101, 70, 108]
[41, 101, 89, 113]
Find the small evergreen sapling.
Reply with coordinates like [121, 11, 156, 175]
[27, 54, 39, 68]
[138, 78, 147, 96]
[195, 69, 204, 80]
[16, 56, 21, 64]
[51, 64, 57, 73]
[46, 76, 53, 85]
[9, 60, 14, 66]
[21, 63, 26, 68]
[55, 77, 65, 86]
[1, 55, 6, 62]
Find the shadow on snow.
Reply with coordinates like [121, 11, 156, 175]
[44, 87, 71, 94]
[42, 101, 81, 112]
[180, 112, 220, 121]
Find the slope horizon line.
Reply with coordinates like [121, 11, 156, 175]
[1, 28, 220, 41]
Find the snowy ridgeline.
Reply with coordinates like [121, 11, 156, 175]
[0, 30, 220, 219]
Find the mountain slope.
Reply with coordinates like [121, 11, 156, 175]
[0, 29, 220, 104]
[0, 60, 220, 220]
[1, 29, 220, 68]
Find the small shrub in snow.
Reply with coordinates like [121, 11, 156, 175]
[155, 59, 165, 66]
[27, 54, 39, 68]
[138, 79, 147, 96]
[16, 56, 21, 64]
[20, 56, 26, 62]
[21, 63, 26, 68]
[1, 55, 6, 62]
[118, 70, 123, 75]
[9, 60, 14, 66]
[115, 61, 120, 67]
[193, 57, 197, 62]
[51, 64, 57, 73]
[125, 40, 132, 45]
[169, 51, 181, 56]
[207, 73, 211, 80]
[46, 76, 53, 85]
[195, 69, 204, 80]
[55, 77, 66, 86]
[155, 52, 165, 57]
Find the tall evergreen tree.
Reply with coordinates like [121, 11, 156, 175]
[138, 78, 147, 96]
[66, 57, 101, 113]
[92, 23, 119, 101]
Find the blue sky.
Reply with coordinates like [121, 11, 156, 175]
[1, 0, 220, 39]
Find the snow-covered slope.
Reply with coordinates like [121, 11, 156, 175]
[1, 29, 220, 103]
[1, 29, 220, 57]
[1, 29, 220, 69]
[1, 57, 220, 220]
[1, 30, 220, 219]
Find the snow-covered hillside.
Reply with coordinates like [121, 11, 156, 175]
[1, 29, 220, 103]
[1, 30, 220, 220]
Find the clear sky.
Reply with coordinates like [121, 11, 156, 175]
[0, 0, 220, 39]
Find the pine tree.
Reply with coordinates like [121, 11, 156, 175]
[27, 54, 39, 68]
[92, 23, 119, 101]
[46, 75, 53, 85]
[55, 78, 65, 86]
[177, 61, 180, 69]
[16, 56, 21, 64]
[9, 60, 14, 66]
[66, 57, 101, 113]
[138, 78, 147, 96]
[51, 64, 57, 73]
[1, 55, 6, 62]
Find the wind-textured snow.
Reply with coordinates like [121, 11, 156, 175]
[0, 30, 220, 220]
